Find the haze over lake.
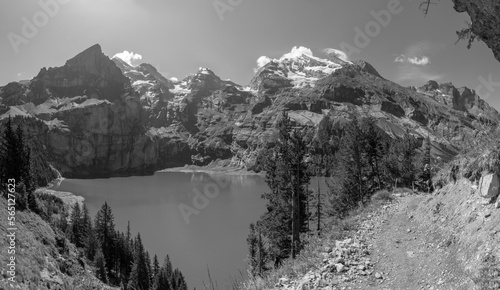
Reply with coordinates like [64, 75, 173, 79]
[51, 172, 269, 289]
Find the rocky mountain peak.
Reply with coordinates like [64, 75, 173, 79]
[419, 80, 440, 92]
[353, 60, 383, 79]
[25, 44, 131, 104]
[65, 44, 102, 65]
[417, 79, 499, 122]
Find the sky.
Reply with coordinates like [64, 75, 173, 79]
[1, 0, 500, 108]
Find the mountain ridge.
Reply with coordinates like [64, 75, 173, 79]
[0, 44, 497, 178]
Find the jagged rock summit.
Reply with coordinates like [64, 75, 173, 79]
[0, 44, 499, 177]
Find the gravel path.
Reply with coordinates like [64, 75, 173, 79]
[275, 193, 477, 290]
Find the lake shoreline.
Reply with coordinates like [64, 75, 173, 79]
[158, 165, 266, 176]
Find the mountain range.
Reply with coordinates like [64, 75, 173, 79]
[0, 44, 498, 178]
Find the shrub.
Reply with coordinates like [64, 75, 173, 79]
[371, 190, 393, 202]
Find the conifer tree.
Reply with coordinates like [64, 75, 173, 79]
[95, 202, 117, 279]
[85, 223, 99, 261]
[362, 117, 383, 191]
[128, 233, 150, 290]
[247, 223, 258, 276]
[339, 116, 367, 204]
[94, 247, 109, 283]
[153, 254, 160, 281]
[419, 134, 433, 193]
[153, 268, 172, 290]
[70, 203, 85, 248]
[258, 111, 310, 262]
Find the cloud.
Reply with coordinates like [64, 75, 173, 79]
[253, 46, 348, 73]
[113, 50, 143, 67]
[279, 46, 313, 60]
[394, 55, 430, 66]
[256, 56, 272, 68]
[169, 77, 179, 83]
[394, 41, 444, 83]
[253, 46, 317, 72]
[323, 48, 349, 62]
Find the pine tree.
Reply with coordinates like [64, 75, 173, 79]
[0, 119, 36, 210]
[153, 268, 172, 290]
[128, 233, 150, 290]
[247, 223, 258, 276]
[418, 134, 433, 193]
[95, 202, 117, 279]
[258, 111, 310, 262]
[0, 117, 20, 186]
[70, 203, 85, 248]
[146, 251, 153, 287]
[362, 117, 383, 191]
[85, 222, 99, 261]
[163, 255, 173, 286]
[289, 128, 310, 258]
[339, 116, 367, 205]
[94, 247, 109, 283]
[172, 269, 187, 290]
[153, 254, 160, 281]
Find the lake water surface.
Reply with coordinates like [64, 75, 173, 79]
[52, 172, 269, 289]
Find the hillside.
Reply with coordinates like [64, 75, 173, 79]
[243, 178, 500, 290]
[0, 194, 117, 290]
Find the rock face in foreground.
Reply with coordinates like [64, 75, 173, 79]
[479, 173, 500, 199]
[0, 44, 499, 178]
[452, 0, 500, 62]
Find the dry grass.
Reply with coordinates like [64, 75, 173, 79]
[475, 254, 500, 290]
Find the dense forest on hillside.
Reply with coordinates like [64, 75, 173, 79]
[0, 117, 188, 290]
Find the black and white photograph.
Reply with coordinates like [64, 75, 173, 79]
[1, 0, 500, 289]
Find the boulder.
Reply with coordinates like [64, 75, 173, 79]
[478, 174, 500, 199]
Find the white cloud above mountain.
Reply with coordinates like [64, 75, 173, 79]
[254, 46, 346, 72]
[255, 56, 273, 72]
[279, 46, 313, 60]
[395, 55, 431, 66]
[394, 41, 445, 83]
[323, 48, 349, 62]
[113, 50, 143, 67]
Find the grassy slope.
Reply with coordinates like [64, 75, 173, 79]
[0, 196, 117, 290]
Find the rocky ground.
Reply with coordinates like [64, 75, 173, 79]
[271, 183, 499, 290]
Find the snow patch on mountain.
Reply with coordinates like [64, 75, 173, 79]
[254, 46, 350, 88]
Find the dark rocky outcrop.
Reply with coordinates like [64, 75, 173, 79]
[452, 0, 500, 62]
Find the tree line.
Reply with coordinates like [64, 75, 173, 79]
[66, 201, 188, 290]
[247, 111, 434, 276]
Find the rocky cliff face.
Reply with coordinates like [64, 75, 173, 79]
[452, 0, 500, 62]
[0, 45, 498, 178]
